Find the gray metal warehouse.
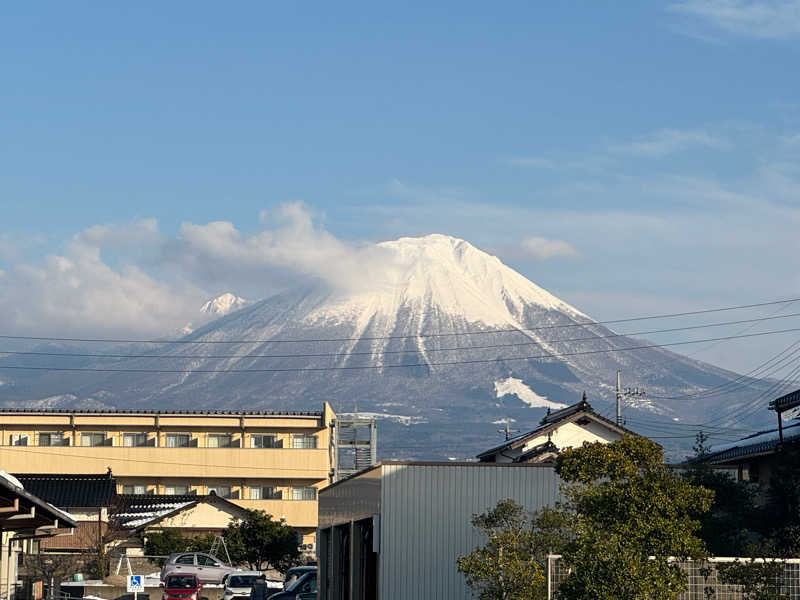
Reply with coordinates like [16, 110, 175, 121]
[317, 461, 562, 600]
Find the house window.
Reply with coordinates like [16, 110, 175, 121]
[123, 433, 148, 447]
[164, 484, 190, 495]
[292, 487, 316, 501]
[291, 434, 317, 449]
[208, 485, 232, 498]
[10, 434, 29, 446]
[121, 484, 148, 495]
[207, 434, 233, 448]
[39, 432, 69, 446]
[165, 434, 191, 448]
[250, 486, 281, 500]
[81, 433, 107, 447]
[251, 434, 282, 448]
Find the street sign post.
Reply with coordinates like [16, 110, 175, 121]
[127, 575, 144, 600]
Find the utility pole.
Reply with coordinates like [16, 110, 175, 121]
[498, 421, 519, 441]
[615, 371, 646, 427]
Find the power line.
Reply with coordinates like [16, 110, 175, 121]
[648, 339, 800, 401]
[712, 363, 800, 428]
[1, 296, 799, 345]
[624, 417, 758, 433]
[687, 364, 800, 431]
[682, 299, 798, 359]
[5, 312, 800, 361]
[2, 326, 800, 373]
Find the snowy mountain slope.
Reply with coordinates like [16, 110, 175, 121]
[200, 293, 248, 316]
[0, 234, 778, 459]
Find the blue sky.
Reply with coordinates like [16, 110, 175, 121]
[1, 1, 800, 372]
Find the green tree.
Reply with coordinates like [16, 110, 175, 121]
[144, 531, 216, 565]
[457, 500, 572, 600]
[682, 460, 762, 556]
[223, 509, 300, 572]
[765, 450, 800, 556]
[718, 559, 790, 600]
[555, 436, 714, 600]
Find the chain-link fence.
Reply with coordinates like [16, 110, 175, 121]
[546, 555, 800, 599]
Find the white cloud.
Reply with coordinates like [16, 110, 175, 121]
[0, 236, 205, 338]
[670, 0, 800, 39]
[608, 128, 729, 157]
[172, 201, 396, 294]
[520, 236, 581, 260]
[80, 218, 161, 249]
[0, 204, 400, 337]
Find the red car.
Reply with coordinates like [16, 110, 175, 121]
[162, 573, 203, 600]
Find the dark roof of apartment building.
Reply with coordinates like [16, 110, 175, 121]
[13, 471, 117, 508]
[0, 408, 322, 416]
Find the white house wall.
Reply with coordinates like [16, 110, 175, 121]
[523, 420, 621, 453]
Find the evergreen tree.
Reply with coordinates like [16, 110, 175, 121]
[555, 436, 713, 600]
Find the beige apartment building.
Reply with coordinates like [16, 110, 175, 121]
[0, 403, 337, 544]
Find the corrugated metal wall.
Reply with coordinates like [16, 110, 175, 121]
[379, 463, 562, 600]
[318, 465, 381, 529]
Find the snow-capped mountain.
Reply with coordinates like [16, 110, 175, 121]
[200, 293, 248, 316]
[179, 293, 249, 335]
[0, 235, 777, 460]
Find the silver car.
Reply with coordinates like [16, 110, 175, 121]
[160, 552, 238, 584]
[223, 571, 281, 600]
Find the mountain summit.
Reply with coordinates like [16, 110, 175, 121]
[307, 234, 586, 331]
[200, 292, 248, 316]
[0, 234, 771, 459]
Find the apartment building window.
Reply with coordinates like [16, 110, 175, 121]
[165, 434, 191, 448]
[250, 486, 281, 500]
[9, 434, 29, 446]
[291, 434, 317, 449]
[123, 433, 148, 447]
[164, 484, 190, 495]
[292, 487, 317, 501]
[121, 484, 148, 495]
[208, 485, 232, 498]
[39, 432, 69, 446]
[251, 434, 282, 448]
[207, 434, 233, 448]
[80, 432, 107, 447]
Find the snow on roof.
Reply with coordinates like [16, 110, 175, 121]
[116, 501, 195, 528]
[708, 421, 800, 456]
[0, 469, 24, 490]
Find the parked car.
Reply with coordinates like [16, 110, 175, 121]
[267, 571, 316, 600]
[161, 573, 203, 600]
[282, 566, 315, 590]
[160, 552, 238, 584]
[223, 571, 268, 600]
